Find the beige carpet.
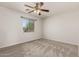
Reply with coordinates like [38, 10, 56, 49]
[0, 39, 78, 57]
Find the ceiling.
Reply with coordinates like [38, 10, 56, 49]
[0, 2, 79, 19]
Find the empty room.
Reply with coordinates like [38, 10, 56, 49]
[0, 2, 79, 57]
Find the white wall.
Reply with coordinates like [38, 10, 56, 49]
[0, 7, 42, 48]
[43, 11, 79, 45]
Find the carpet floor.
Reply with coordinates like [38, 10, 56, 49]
[0, 39, 78, 57]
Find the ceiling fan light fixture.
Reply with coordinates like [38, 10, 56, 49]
[37, 10, 40, 14]
[34, 10, 37, 13]
[34, 10, 40, 14]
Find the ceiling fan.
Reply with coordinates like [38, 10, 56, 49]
[24, 2, 49, 15]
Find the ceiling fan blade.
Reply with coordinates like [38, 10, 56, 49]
[40, 2, 44, 7]
[28, 10, 34, 13]
[25, 9, 30, 11]
[35, 2, 39, 7]
[24, 4, 33, 8]
[35, 2, 43, 8]
[41, 9, 49, 12]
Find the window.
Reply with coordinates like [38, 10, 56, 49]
[21, 16, 34, 32]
